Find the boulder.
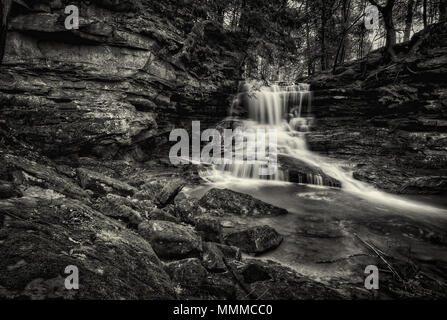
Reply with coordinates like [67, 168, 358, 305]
[193, 215, 222, 242]
[399, 176, 447, 195]
[94, 194, 147, 226]
[234, 259, 344, 299]
[201, 242, 226, 272]
[224, 225, 283, 254]
[173, 197, 203, 224]
[278, 155, 341, 187]
[164, 258, 238, 299]
[77, 168, 136, 197]
[215, 243, 241, 261]
[103, 203, 143, 226]
[138, 220, 202, 259]
[1, 154, 88, 200]
[155, 178, 185, 207]
[148, 208, 179, 223]
[135, 178, 185, 207]
[240, 262, 273, 284]
[97, 193, 154, 215]
[199, 188, 288, 217]
[0, 197, 175, 299]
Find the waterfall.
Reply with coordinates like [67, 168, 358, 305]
[201, 81, 445, 213]
[210, 82, 327, 185]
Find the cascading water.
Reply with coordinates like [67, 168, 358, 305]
[202, 82, 445, 213]
[209, 82, 328, 185]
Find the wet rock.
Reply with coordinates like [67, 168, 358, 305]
[279, 155, 341, 187]
[0, 1, 243, 160]
[134, 178, 184, 207]
[201, 242, 227, 272]
[138, 220, 202, 259]
[134, 182, 161, 201]
[77, 168, 136, 197]
[399, 176, 447, 195]
[173, 197, 203, 224]
[100, 193, 154, 215]
[215, 243, 242, 261]
[193, 215, 222, 242]
[102, 203, 143, 227]
[0, 197, 175, 299]
[148, 208, 179, 223]
[164, 258, 238, 299]
[199, 188, 288, 217]
[155, 178, 185, 207]
[235, 259, 344, 299]
[1, 154, 88, 200]
[0, 180, 22, 199]
[94, 194, 149, 226]
[224, 225, 283, 254]
[241, 262, 272, 284]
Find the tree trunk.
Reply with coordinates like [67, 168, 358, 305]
[306, 0, 312, 76]
[339, 0, 351, 64]
[440, 0, 447, 22]
[404, 0, 415, 42]
[215, 2, 226, 26]
[368, 0, 397, 61]
[332, 0, 351, 73]
[423, 0, 427, 27]
[359, 30, 365, 59]
[320, 27, 326, 70]
[0, 0, 12, 64]
[319, 4, 327, 71]
[383, 7, 397, 60]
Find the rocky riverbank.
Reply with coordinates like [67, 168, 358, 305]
[0, 135, 351, 299]
[3, 136, 446, 299]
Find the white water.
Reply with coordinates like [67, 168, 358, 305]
[202, 82, 445, 213]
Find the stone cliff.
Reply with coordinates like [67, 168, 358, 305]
[0, 0, 244, 160]
[308, 22, 447, 194]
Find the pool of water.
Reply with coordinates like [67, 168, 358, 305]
[188, 179, 447, 291]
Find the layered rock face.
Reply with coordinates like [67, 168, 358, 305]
[0, 0, 244, 159]
[0, 1, 349, 300]
[308, 22, 447, 194]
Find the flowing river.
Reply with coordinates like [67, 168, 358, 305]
[192, 82, 447, 293]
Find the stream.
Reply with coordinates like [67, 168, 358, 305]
[189, 82, 447, 293]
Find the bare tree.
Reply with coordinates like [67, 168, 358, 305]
[319, 0, 328, 71]
[368, 0, 397, 61]
[404, 0, 415, 41]
[0, 0, 12, 64]
[305, 0, 312, 76]
[440, 0, 447, 22]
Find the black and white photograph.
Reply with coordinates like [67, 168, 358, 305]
[0, 0, 446, 309]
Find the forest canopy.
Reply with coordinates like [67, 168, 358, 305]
[168, 0, 447, 82]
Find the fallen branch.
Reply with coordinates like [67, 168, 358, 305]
[354, 233, 403, 282]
